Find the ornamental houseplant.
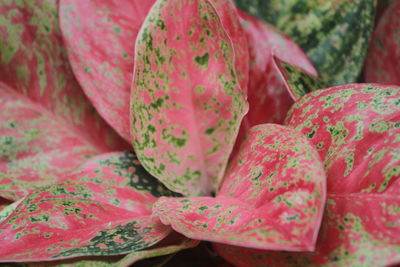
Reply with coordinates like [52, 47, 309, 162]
[0, 0, 399, 266]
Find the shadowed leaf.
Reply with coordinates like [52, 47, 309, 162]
[365, 0, 400, 85]
[273, 56, 329, 100]
[234, 0, 376, 85]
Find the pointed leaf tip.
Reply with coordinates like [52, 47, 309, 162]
[154, 124, 326, 251]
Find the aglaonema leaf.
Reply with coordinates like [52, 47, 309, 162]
[131, 0, 248, 196]
[215, 195, 400, 266]
[232, 11, 316, 156]
[286, 84, 400, 194]
[215, 84, 400, 266]
[211, 0, 249, 94]
[153, 124, 326, 251]
[234, 0, 376, 85]
[365, 0, 400, 85]
[0, 84, 99, 201]
[273, 56, 329, 100]
[0, 151, 177, 261]
[0, 0, 126, 150]
[59, 0, 156, 142]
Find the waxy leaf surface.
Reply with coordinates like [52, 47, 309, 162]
[60, 0, 156, 141]
[365, 0, 400, 85]
[154, 124, 326, 251]
[215, 195, 400, 267]
[234, 0, 376, 85]
[286, 84, 400, 194]
[0, 84, 99, 201]
[0, 152, 176, 261]
[274, 57, 329, 101]
[216, 84, 400, 266]
[0, 0, 126, 150]
[131, 0, 248, 196]
[232, 11, 316, 154]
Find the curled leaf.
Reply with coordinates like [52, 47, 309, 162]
[131, 0, 248, 196]
[154, 124, 326, 251]
[273, 56, 329, 100]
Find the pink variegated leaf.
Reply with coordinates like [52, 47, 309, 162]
[59, 0, 156, 141]
[215, 195, 400, 267]
[365, 0, 400, 86]
[131, 0, 248, 196]
[0, 84, 100, 201]
[286, 84, 400, 194]
[211, 0, 249, 94]
[215, 84, 400, 266]
[231, 11, 317, 155]
[0, 152, 178, 261]
[0, 0, 126, 150]
[153, 124, 326, 250]
[239, 10, 317, 126]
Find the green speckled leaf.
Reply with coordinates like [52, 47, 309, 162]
[0, 152, 177, 261]
[234, 0, 376, 85]
[0, 0, 127, 150]
[0, 83, 99, 201]
[215, 84, 400, 266]
[154, 124, 326, 251]
[131, 0, 248, 196]
[0, 198, 23, 224]
[273, 56, 329, 100]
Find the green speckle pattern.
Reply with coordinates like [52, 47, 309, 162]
[274, 57, 330, 100]
[131, 0, 248, 196]
[235, 0, 376, 85]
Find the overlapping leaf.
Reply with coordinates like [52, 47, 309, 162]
[154, 124, 326, 250]
[234, 0, 376, 85]
[59, 0, 156, 141]
[0, 152, 176, 261]
[365, 0, 400, 85]
[131, 0, 249, 196]
[216, 84, 400, 266]
[230, 11, 317, 157]
[0, 0, 126, 150]
[0, 84, 99, 201]
[273, 57, 329, 100]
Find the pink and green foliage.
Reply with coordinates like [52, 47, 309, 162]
[1, 0, 400, 266]
[0, 151, 177, 261]
[365, 0, 400, 85]
[0, 0, 126, 151]
[232, 11, 317, 154]
[59, 0, 156, 142]
[131, 0, 248, 197]
[215, 84, 400, 266]
[0, 83, 99, 201]
[154, 124, 326, 251]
